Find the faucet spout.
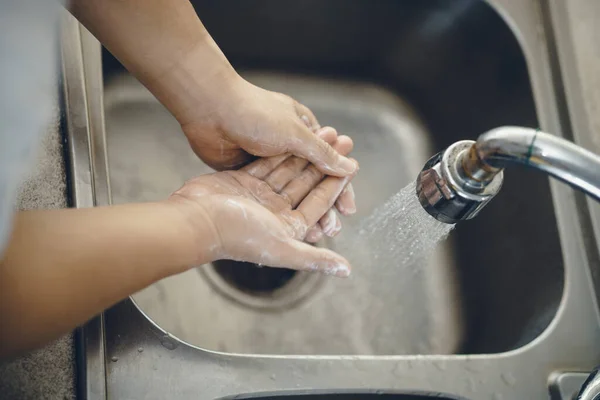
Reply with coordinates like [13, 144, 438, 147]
[466, 126, 600, 201]
[416, 126, 600, 224]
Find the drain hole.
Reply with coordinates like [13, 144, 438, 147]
[212, 260, 297, 295]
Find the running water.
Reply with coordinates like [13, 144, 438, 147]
[355, 180, 455, 271]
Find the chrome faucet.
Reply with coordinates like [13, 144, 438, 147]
[416, 126, 600, 399]
[416, 126, 600, 224]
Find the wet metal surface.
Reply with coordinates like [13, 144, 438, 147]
[102, 0, 564, 356]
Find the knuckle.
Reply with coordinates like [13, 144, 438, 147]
[279, 191, 292, 205]
[256, 180, 272, 193]
[311, 186, 332, 207]
[304, 166, 323, 181]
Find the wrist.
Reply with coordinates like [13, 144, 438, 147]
[163, 196, 222, 268]
[151, 36, 245, 127]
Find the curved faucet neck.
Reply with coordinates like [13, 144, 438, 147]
[465, 126, 600, 202]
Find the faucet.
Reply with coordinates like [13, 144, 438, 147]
[417, 126, 600, 398]
[416, 126, 600, 224]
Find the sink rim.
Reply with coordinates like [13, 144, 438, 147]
[214, 388, 470, 400]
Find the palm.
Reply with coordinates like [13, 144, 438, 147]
[171, 151, 357, 276]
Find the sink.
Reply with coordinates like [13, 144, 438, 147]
[102, 0, 563, 356]
[215, 390, 467, 400]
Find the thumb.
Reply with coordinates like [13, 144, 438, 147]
[267, 239, 352, 278]
[289, 124, 357, 177]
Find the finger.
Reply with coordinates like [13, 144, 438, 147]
[265, 127, 338, 192]
[282, 135, 354, 208]
[288, 123, 357, 177]
[265, 239, 351, 278]
[305, 226, 324, 243]
[295, 159, 358, 228]
[319, 209, 342, 237]
[314, 126, 338, 144]
[263, 157, 307, 191]
[294, 101, 321, 132]
[334, 183, 356, 216]
[242, 127, 337, 179]
[242, 153, 291, 178]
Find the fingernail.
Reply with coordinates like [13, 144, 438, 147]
[338, 157, 357, 175]
[317, 126, 336, 138]
[333, 214, 342, 235]
[323, 263, 351, 278]
[321, 209, 337, 237]
[306, 227, 323, 243]
[339, 186, 356, 215]
[335, 185, 356, 216]
[344, 205, 356, 215]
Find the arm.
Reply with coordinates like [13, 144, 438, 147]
[69, 0, 357, 177]
[70, 0, 235, 126]
[0, 134, 355, 359]
[0, 202, 211, 358]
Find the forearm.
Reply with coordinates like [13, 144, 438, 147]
[0, 201, 213, 358]
[69, 0, 241, 125]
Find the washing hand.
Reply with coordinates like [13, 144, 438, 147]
[72, 0, 358, 218]
[169, 129, 357, 277]
[181, 77, 357, 176]
[181, 80, 358, 233]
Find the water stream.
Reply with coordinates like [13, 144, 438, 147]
[354, 180, 455, 271]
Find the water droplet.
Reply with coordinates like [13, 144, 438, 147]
[501, 372, 516, 386]
[160, 335, 178, 350]
[270, 374, 276, 381]
[467, 377, 476, 392]
[492, 394, 503, 400]
[137, 347, 144, 353]
[433, 361, 447, 371]
[111, 356, 118, 362]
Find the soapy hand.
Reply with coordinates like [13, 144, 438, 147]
[169, 129, 357, 277]
[180, 78, 357, 176]
[180, 78, 357, 230]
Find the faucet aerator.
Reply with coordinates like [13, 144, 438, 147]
[416, 140, 503, 224]
[416, 126, 600, 224]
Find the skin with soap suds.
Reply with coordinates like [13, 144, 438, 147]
[0, 128, 356, 359]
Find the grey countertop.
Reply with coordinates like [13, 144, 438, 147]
[0, 94, 76, 399]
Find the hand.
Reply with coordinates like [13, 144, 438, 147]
[168, 133, 358, 277]
[180, 77, 357, 177]
[246, 126, 356, 244]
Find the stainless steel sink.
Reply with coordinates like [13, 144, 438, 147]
[61, 0, 600, 399]
[215, 390, 466, 400]
[102, 0, 562, 357]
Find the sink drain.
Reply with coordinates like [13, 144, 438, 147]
[199, 260, 323, 311]
[212, 260, 297, 294]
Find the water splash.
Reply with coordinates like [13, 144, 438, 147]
[353, 180, 454, 271]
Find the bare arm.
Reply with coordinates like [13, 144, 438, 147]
[0, 133, 354, 359]
[0, 202, 209, 358]
[69, 0, 358, 179]
[69, 0, 357, 236]
[70, 0, 236, 125]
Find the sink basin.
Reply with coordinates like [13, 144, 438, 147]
[102, 0, 563, 356]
